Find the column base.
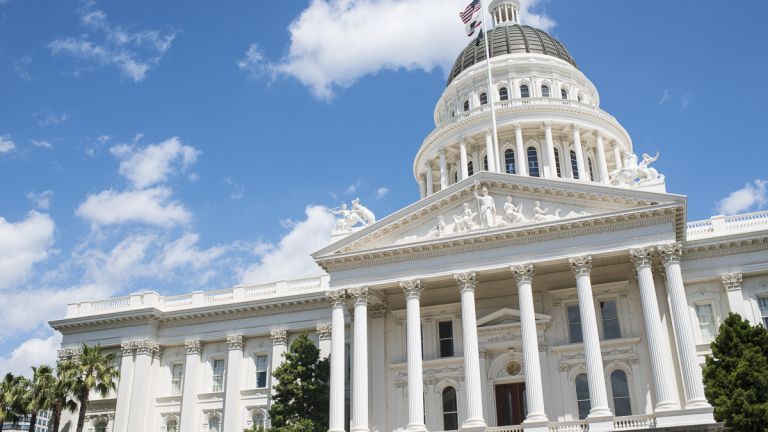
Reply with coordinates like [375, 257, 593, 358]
[654, 400, 681, 412]
[328, 429, 346, 432]
[522, 419, 549, 432]
[656, 406, 715, 427]
[460, 417, 487, 432]
[405, 423, 428, 432]
[350, 427, 370, 432]
[585, 415, 614, 432]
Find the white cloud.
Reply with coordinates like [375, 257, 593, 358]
[76, 234, 159, 287]
[0, 135, 15, 154]
[35, 111, 70, 127]
[13, 56, 32, 81]
[49, 2, 177, 82]
[0, 211, 55, 290]
[30, 139, 53, 149]
[240, 205, 335, 285]
[161, 233, 228, 271]
[659, 88, 693, 109]
[0, 334, 62, 376]
[245, 0, 554, 99]
[26, 190, 54, 209]
[715, 179, 768, 216]
[111, 137, 200, 189]
[374, 187, 389, 199]
[76, 187, 191, 228]
[659, 89, 670, 105]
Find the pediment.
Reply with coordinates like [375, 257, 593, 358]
[313, 172, 686, 262]
[477, 308, 551, 327]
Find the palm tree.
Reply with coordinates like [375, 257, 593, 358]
[71, 345, 119, 432]
[0, 373, 24, 432]
[25, 365, 56, 432]
[50, 360, 78, 432]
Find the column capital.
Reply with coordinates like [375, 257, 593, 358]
[658, 242, 683, 264]
[542, 121, 552, 129]
[120, 342, 136, 357]
[512, 122, 522, 131]
[227, 335, 244, 351]
[721, 273, 743, 291]
[57, 347, 83, 361]
[400, 279, 424, 300]
[454, 271, 478, 293]
[483, 127, 492, 135]
[592, 130, 604, 140]
[571, 123, 581, 133]
[369, 303, 388, 318]
[317, 323, 332, 341]
[569, 255, 593, 276]
[185, 339, 202, 355]
[511, 263, 535, 284]
[629, 247, 655, 269]
[135, 340, 160, 357]
[326, 289, 347, 307]
[271, 329, 288, 346]
[348, 286, 370, 305]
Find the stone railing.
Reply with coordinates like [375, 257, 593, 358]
[64, 275, 330, 318]
[487, 425, 524, 432]
[548, 420, 588, 432]
[614, 414, 656, 430]
[687, 210, 768, 240]
[448, 98, 603, 125]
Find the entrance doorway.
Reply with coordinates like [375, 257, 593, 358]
[495, 382, 527, 426]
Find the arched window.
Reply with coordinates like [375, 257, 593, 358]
[504, 149, 516, 174]
[499, 87, 509, 101]
[166, 420, 178, 432]
[520, 84, 530, 98]
[527, 147, 540, 177]
[611, 370, 632, 416]
[577, 94, 583, 102]
[208, 416, 221, 432]
[453, 170, 458, 183]
[553, 148, 562, 178]
[575, 373, 591, 420]
[467, 161, 474, 177]
[252, 411, 266, 430]
[561, 88, 568, 100]
[95, 423, 107, 432]
[541, 85, 550, 98]
[442, 387, 459, 431]
[483, 155, 489, 171]
[570, 150, 580, 179]
[588, 158, 596, 181]
[463, 100, 470, 112]
[479, 92, 488, 105]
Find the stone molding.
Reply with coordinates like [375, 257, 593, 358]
[400, 279, 424, 300]
[629, 247, 655, 269]
[569, 255, 592, 276]
[227, 335, 244, 351]
[270, 329, 288, 346]
[316, 324, 332, 340]
[185, 339, 202, 355]
[57, 347, 83, 361]
[658, 242, 683, 264]
[453, 272, 477, 293]
[721, 273, 743, 291]
[511, 263, 534, 284]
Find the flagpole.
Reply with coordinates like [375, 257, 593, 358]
[478, 0, 499, 172]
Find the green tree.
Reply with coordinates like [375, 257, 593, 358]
[50, 359, 78, 432]
[268, 333, 329, 432]
[0, 373, 28, 432]
[25, 365, 57, 432]
[71, 345, 119, 432]
[703, 313, 768, 431]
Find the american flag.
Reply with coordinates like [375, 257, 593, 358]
[460, 0, 483, 36]
[460, 0, 481, 24]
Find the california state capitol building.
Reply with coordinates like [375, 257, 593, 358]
[49, 1, 768, 432]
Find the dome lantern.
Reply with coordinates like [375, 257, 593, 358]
[489, 0, 520, 27]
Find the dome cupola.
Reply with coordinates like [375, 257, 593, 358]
[489, 0, 521, 26]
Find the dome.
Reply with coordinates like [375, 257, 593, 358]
[447, 25, 577, 86]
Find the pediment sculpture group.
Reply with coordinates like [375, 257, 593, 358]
[330, 198, 377, 232]
[610, 151, 665, 187]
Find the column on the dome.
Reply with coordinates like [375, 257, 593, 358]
[721, 273, 748, 318]
[594, 132, 610, 184]
[511, 264, 548, 424]
[127, 341, 159, 431]
[327, 290, 347, 432]
[572, 125, 587, 181]
[454, 272, 487, 430]
[401, 279, 427, 432]
[439, 151, 448, 190]
[484, 130, 497, 173]
[180, 340, 202, 432]
[543, 122, 557, 179]
[317, 324, 332, 359]
[658, 243, 710, 408]
[569, 256, 613, 418]
[561, 135, 574, 179]
[459, 140, 469, 180]
[350, 287, 370, 432]
[418, 178, 426, 200]
[514, 123, 528, 176]
[630, 248, 680, 411]
[270, 330, 288, 395]
[613, 143, 623, 170]
[425, 161, 434, 196]
[223, 335, 244, 432]
[113, 343, 135, 432]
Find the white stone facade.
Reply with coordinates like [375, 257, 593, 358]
[49, 3, 768, 432]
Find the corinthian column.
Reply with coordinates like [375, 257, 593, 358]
[113, 343, 135, 432]
[630, 248, 680, 411]
[270, 329, 288, 396]
[223, 335, 244, 432]
[511, 264, 548, 424]
[485, 130, 497, 173]
[721, 273, 748, 318]
[569, 256, 612, 418]
[454, 272, 486, 430]
[459, 140, 469, 180]
[350, 287, 370, 432]
[572, 125, 586, 181]
[180, 340, 202, 432]
[594, 132, 609, 184]
[401, 280, 427, 432]
[514, 123, 528, 176]
[439, 151, 448, 189]
[128, 341, 159, 431]
[327, 290, 347, 432]
[658, 243, 710, 408]
[543, 122, 557, 179]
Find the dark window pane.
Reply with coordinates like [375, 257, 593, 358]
[468, 161, 474, 176]
[568, 305, 583, 343]
[439, 321, 454, 357]
[570, 151, 580, 179]
[442, 387, 459, 430]
[611, 370, 632, 416]
[438, 321, 453, 338]
[483, 155, 489, 171]
[480, 92, 488, 105]
[601, 301, 621, 339]
[588, 158, 595, 181]
[505, 149, 516, 174]
[520, 85, 530, 98]
[576, 373, 591, 420]
[577, 401, 591, 420]
[499, 87, 509, 101]
[463, 100, 470, 112]
[561, 89, 568, 99]
[554, 148, 562, 177]
[527, 147, 539, 177]
[541, 85, 550, 97]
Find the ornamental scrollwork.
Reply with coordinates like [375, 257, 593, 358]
[568, 255, 592, 276]
[348, 286, 370, 305]
[511, 263, 534, 284]
[326, 289, 347, 308]
[185, 339, 202, 355]
[629, 247, 655, 269]
[316, 324, 332, 340]
[270, 329, 288, 346]
[227, 335, 244, 351]
[453, 272, 477, 293]
[368, 303, 388, 319]
[400, 279, 424, 300]
[721, 273, 743, 291]
[657, 243, 683, 264]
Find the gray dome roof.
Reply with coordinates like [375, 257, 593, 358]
[447, 25, 576, 86]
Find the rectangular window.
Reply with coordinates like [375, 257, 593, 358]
[600, 300, 621, 339]
[212, 359, 225, 392]
[759, 297, 768, 328]
[171, 363, 183, 395]
[438, 321, 454, 358]
[567, 305, 583, 344]
[255, 355, 268, 388]
[696, 304, 717, 343]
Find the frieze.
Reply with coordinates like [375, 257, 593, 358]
[721, 273, 743, 291]
[316, 324, 332, 340]
[270, 329, 288, 346]
[227, 335, 244, 351]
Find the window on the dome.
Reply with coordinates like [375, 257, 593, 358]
[578, 94, 583, 102]
[483, 155, 489, 171]
[527, 147, 539, 177]
[504, 149, 516, 174]
[453, 170, 458, 183]
[575, 374, 591, 420]
[480, 92, 488, 105]
[467, 161, 474, 177]
[499, 87, 509, 101]
[541, 85, 550, 98]
[561, 88, 568, 100]
[463, 100, 470, 112]
[554, 148, 562, 178]
[570, 150, 580, 180]
[520, 85, 530, 98]
[588, 158, 596, 181]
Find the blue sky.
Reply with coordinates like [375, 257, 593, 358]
[1, 0, 767, 374]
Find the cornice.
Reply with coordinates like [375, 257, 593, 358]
[682, 234, 768, 261]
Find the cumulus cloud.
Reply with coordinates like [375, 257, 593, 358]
[26, 190, 54, 209]
[0, 334, 62, 376]
[0, 211, 55, 290]
[240, 205, 335, 285]
[49, 2, 177, 82]
[111, 137, 200, 189]
[0, 135, 15, 154]
[715, 179, 768, 216]
[160, 233, 228, 271]
[76, 187, 191, 228]
[242, 0, 554, 99]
